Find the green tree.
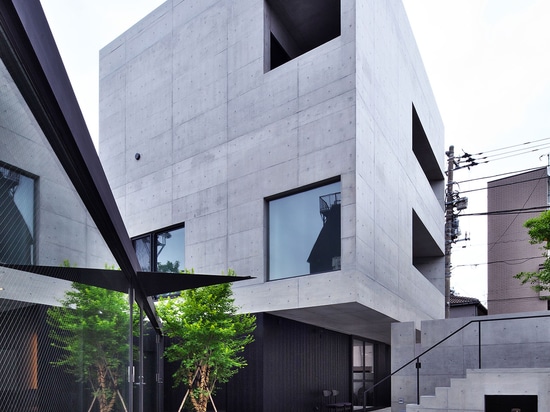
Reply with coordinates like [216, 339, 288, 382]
[156, 269, 256, 412]
[47, 262, 130, 412]
[515, 210, 550, 291]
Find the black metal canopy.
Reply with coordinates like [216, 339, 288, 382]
[0, 263, 251, 296]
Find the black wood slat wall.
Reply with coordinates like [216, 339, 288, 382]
[223, 313, 350, 412]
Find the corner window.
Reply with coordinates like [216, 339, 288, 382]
[265, 0, 341, 71]
[0, 163, 35, 264]
[133, 224, 185, 273]
[268, 181, 341, 280]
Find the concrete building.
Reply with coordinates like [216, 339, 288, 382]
[99, 0, 445, 410]
[487, 167, 549, 314]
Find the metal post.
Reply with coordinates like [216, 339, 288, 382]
[415, 359, 421, 405]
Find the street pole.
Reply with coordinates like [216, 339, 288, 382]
[444, 145, 454, 319]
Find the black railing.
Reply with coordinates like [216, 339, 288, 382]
[362, 312, 550, 409]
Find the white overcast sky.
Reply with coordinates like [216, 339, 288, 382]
[39, 0, 550, 304]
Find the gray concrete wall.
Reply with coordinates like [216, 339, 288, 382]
[99, 0, 445, 341]
[0, 61, 113, 270]
[391, 312, 550, 411]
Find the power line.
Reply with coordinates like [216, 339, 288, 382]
[460, 205, 549, 217]
[452, 139, 550, 171]
[455, 166, 545, 185]
[453, 136, 550, 160]
[454, 255, 544, 268]
[458, 175, 547, 195]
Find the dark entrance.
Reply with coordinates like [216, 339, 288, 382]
[485, 395, 537, 412]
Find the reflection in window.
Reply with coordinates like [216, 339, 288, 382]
[133, 225, 185, 273]
[134, 235, 152, 272]
[156, 227, 185, 273]
[0, 165, 34, 264]
[269, 181, 341, 280]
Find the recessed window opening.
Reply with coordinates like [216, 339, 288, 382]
[412, 104, 444, 205]
[265, 0, 341, 71]
[412, 210, 443, 286]
[268, 180, 341, 280]
[133, 224, 185, 273]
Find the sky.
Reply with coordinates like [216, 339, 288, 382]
[402, 0, 550, 305]
[39, 0, 550, 305]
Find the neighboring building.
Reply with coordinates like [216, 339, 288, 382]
[449, 293, 487, 318]
[487, 167, 549, 314]
[99, 0, 445, 410]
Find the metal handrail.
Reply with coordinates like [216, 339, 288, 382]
[362, 312, 550, 410]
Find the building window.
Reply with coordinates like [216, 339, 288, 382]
[412, 210, 444, 285]
[133, 224, 185, 273]
[412, 104, 444, 203]
[268, 181, 341, 280]
[264, 0, 341, 71]
[0, 164, 35, 264]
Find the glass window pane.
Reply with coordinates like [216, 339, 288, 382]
[269, 181, 341, 280]
[0, 166, 34, 264]
[156, 227, 185, 273]
[134, 236, 152, 272]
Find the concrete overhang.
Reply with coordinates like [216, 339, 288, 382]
[269, 302, 397, 344]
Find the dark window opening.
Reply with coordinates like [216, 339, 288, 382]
[412, 104, 444, 203]
[412, 210, 444, 287]
[265, 0, 341, 71]
[270, 33, 291, 70]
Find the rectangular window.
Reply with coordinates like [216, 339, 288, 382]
[133, 224, 185, 273]
[0, 164, 35, 264]
[268, 181, 341, 280]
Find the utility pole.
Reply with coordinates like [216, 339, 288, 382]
[445, 146, 454, 319]
[444, 146, 472, 318]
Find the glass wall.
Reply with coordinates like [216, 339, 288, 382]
[0, 31, 146, 411]
[268, 181, 341, 280]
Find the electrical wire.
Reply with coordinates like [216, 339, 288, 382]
[454, 255, 544, 268]
[459, 205, 549, 217]
[457, 142, 550, 164]
[454, 166, 545, 185]
[452, 136, 550, 160]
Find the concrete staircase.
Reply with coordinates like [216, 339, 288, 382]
[406, 368, 550, 411]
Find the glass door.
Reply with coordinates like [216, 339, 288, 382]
[133, 306, 162, 412]
[352, 339, 374, 410]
